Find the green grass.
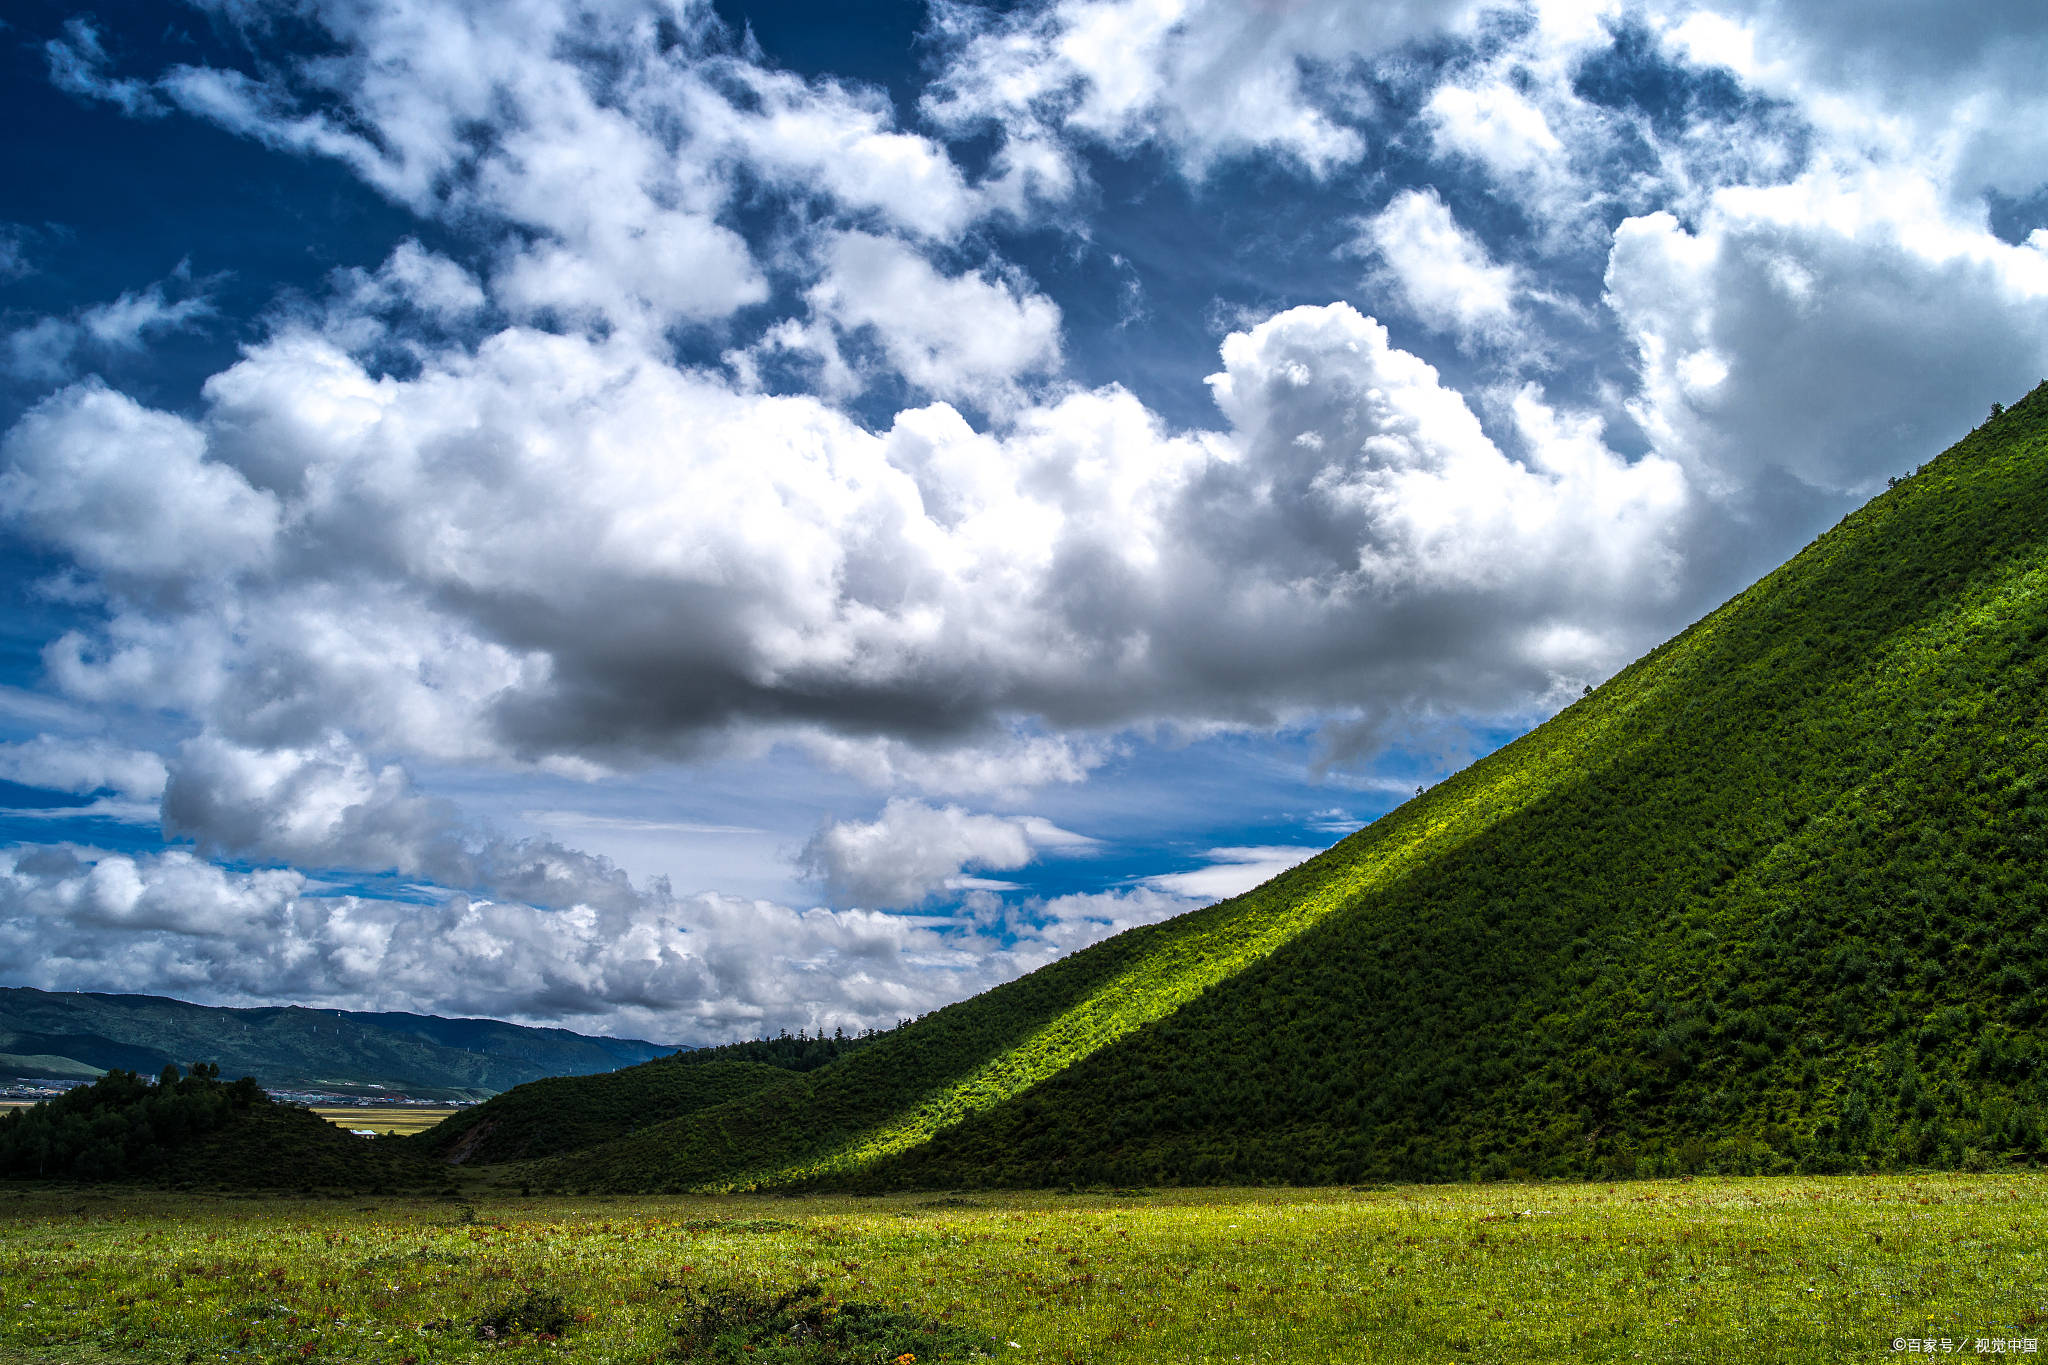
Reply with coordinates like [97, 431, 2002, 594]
[3, 1178, 2045, 1363]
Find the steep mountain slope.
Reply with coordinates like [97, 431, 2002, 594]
[0, 987, 678, 1097]
[521, 384, 2048, 1191]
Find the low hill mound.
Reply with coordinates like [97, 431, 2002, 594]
[516, 383, 2048, 1191]
[0, 1065, 442, 1190]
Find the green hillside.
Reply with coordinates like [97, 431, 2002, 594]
[508, 385, 2047, 1190]
[0, 1065, 442, 1190]
[425, 1057, 798, 1164]
[0, 987, 678, 1097]
[424, 1029, 879, 1165]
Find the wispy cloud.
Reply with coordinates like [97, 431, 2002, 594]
[1139, 846, 1322, 902]
[522, 811, 768, 836]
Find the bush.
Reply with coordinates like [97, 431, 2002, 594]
[670, 1281, 996, 1362]
[475, 1290, 577, 1340]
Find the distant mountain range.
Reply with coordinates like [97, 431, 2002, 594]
[0, 986, 680, 1099]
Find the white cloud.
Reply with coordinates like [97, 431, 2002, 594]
[689, 62, 982, 241]
[1358, 188, 1523, 348]
[334, 240, 487, 325]
[154, 3, 763, 337]
[790, 730, 1109, 802]
[1423, 80, 1568, 187]
[522, 811, 765, 836]
[1139, 845, 1321, 901]
[0, 843, 1139, 1040]
[2, 301, 1693, 791]
[793, 232, 1064, 407]
[0, 687, 91, 729]
[923, 0, 1484, 180]
[1003, 884, 1198, 954]
[0, 380, 279, 584]
[163, 733, 458, 877]
[4, 319, 83, 387]
[1606, 165, 2048, 497]
[1411, 7, 1812, 247]
[80, 282, 215, 351]
[1306, 806, 1365, 834]
[126, 0, 1045, 342]
[44, 18, 165, 117]
[1658, 0, 2048, 200]
[0, 228, 28, 281]
[0, 796, 161, 825]
[4, 275, 216, 384]
[158, 732, 665, 918]
[799, 797, 1095, 907]
[0, 736, 167, 802]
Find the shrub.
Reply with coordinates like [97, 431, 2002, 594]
[669, 1281, 995, 1362]
[474, 1290, 576, 1340]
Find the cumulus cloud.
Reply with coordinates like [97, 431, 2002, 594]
[159, 733, 656, 915]
[109, 0, 1054, 343]
[0, 380, 278, 585]
[792, 232, 1064, 409]
[331, 240, 487, 328]
[153, 4, 747, 335]
[1606, 166, 2048, 498]
[0, 736, 167, 802]
[1, 303, 1693, 791]
[1357, 188, 1523, 348]
[799, 798, 1095, 907]
[1423, 79, 1569, 191]
[1659, 0, 2048, 199]
[923, 0, 1483, 180]
[0, 844, 1161, 1040]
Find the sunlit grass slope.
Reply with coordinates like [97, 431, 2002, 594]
[535, 384, 2048, 1193]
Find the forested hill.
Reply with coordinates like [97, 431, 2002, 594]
[506, 382, 2048, 1191]
[423, 1031, 878, 1165]
[0, 987, 678, 1098]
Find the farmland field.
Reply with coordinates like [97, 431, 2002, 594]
[2, 1175, 2045, 1363]
[310, 1107, 462, 1138]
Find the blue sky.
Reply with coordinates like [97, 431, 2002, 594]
[2, 0, 2045, 1044]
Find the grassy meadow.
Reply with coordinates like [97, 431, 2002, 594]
[3, 1175, 2045, 1364]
